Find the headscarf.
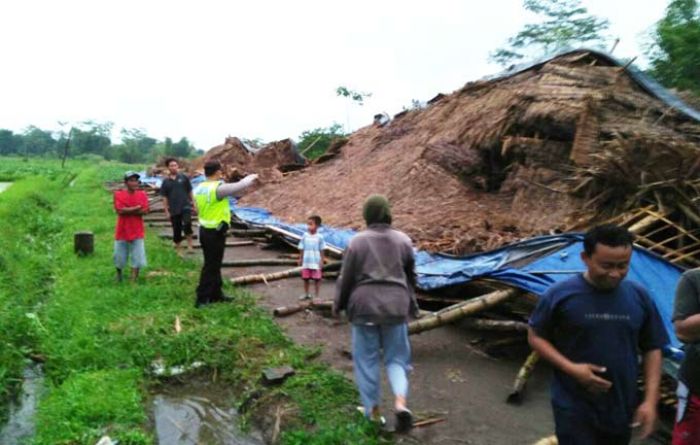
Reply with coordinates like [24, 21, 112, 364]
[363, 194, 392, 225]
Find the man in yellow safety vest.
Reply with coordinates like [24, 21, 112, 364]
[193, 161, 258, 307]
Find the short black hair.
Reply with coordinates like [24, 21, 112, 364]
[204, 161, 222, 177]
[165, 157, 178, 166]
[308, 215, 322, 226]
[583, 224, 634, 256]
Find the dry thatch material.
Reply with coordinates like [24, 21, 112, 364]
[232, 50, 700, 255]
[192, 137, 306, 183]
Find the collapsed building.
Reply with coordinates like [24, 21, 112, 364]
[235, 49, 700, 262]
[163, 49, 700, 439]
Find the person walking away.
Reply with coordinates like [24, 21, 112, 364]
[333, 194, 419, 432]
[193, 161, 257, 307]
[528, 224, 669, 445]
[298, 215, 325, 300]
[160, 157, 194, 255]
[671, 268, 700, 445]
[114, 171, 149, 282]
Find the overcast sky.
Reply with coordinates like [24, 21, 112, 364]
[0, 0, 668, 150]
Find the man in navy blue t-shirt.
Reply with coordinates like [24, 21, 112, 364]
[529, 224, 669, 445]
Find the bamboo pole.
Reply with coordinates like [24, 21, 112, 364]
[230, 267, 303, 285]
[273, 300, 333, 317]
[462, 318, 529, 332]
[408, 289, 519, 335]
[230, 263, 341, 286]
[222, 258, 299, 267]
[506, 351, 540, 404]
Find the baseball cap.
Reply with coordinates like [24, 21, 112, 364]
[124, 171, 140, 180]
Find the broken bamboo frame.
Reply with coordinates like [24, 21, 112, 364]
[408, 288, 519, 335]
[230, 267, 303, 285]
[221, 258, 299, 267]
[462, 318, 529, 332]
[230, 263, 341, 286]
[273, 300, 333, 317]
[265, 224, 344, 256]
[230, 228, 269, 237]
[506, 351, 540, 404]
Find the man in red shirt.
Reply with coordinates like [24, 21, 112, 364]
[114, 171, 149, 282]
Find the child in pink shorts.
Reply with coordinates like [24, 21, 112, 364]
[298, 215, 326, 300]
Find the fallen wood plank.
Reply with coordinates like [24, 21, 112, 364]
[222, 258, 299, 267]
[408, 289, 519, 335]
[506, 351, 540, 404]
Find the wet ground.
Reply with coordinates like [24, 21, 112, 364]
[150, 380, 263, 445]
[0, 365, 43, 445]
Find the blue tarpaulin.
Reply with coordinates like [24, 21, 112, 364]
[223, 206, 685, 361]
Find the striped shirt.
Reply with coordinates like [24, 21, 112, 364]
[298, 233, 325, 270]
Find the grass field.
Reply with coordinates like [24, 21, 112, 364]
[0, 158, 384, 444]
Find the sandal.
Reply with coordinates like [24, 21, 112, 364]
[395, 409, 413, 433]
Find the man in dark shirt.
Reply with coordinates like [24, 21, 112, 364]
[672, 269, 700, 445]
[529, 224, 669, 445]
[160, 158, 194, 254]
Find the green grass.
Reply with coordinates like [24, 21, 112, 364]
[0, 159, 385, 444]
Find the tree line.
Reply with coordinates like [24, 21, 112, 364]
[0, 121, 203, 164]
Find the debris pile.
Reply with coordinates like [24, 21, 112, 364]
[237, 50, 700, 255]
[192, 137, 306, 183]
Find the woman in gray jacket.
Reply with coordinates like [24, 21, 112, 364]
[334, 194, 419, 432]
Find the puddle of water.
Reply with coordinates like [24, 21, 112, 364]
[0, 182, 12, 193]
[152, 382, 263, 445]
[0, 365, 44, 444]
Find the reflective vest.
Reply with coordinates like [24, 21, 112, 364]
[193, 181, 230, 229]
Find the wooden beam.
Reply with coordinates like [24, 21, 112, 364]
[408, 289, 519, 335]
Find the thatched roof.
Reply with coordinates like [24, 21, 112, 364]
[239, 49, 700, 255]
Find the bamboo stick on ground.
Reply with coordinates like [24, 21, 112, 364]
[462, 318, 529, 332]
[408, 288, 519, 335]
[230, 263, 341, 286]
[507, 351, 540, 404]
[222, 258, 299, 267]
[230, 267, 303, 285]
[273, 300, 333, 317]
[412, 417, 447, 428]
